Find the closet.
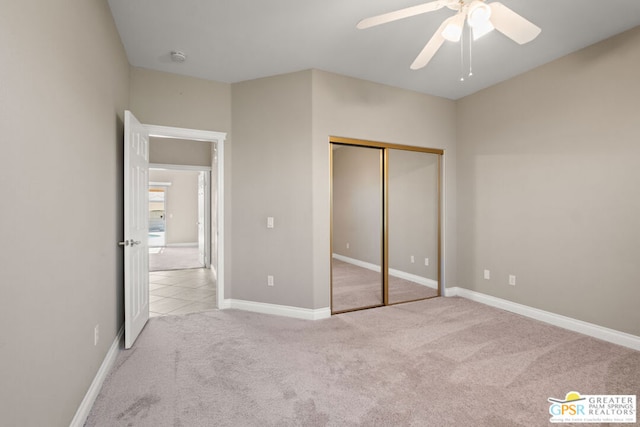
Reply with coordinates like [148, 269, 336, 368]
[330, 137, 442, 314]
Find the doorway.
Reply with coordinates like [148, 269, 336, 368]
[148, 168, 208, 272]
[147, 164, 213, 316]
[142, 124, 227, 311]
[123, 111, 227, 347]
[330, 136, 443, 314]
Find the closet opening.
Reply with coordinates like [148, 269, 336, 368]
[330, 136, 443, 314]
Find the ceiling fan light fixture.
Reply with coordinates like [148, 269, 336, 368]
[441, 13, 465, 42]
[467, 1, 491, 28]
[442, 22, 462, 42]
[472, 20, 495, 40]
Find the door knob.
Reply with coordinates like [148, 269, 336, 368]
[131, 240, 142, 246]
[118, 240, 130, 246]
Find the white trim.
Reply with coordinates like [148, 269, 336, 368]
[333, 253, 437, 289]
[221, 299, 331, 320]
[388, 268, 438, 289]
[149, 181, 172, 187]
[201, 171, 211, 269]
[445, 287, 640, 351]
[149, 163, 212, 172]
[141, 123, 227, 312]
[443, 286, 458, 297]
[70, 327, 123, 427]
[166, 242, 198, 248]
[216, 141, 225, 310]
[145, 124, 227, 143]
[333, 253, 380, 272]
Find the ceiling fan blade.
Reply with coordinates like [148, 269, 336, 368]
[357, 1, 446, 30]
[410, 15, 454, 70]
[489, 2, 541, 44]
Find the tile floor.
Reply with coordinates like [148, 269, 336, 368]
[149, 268, 217, 317]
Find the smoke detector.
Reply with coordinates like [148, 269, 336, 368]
[170, 51, 186, 63]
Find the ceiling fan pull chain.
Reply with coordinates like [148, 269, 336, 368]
[468, 24, 473, 78]
[459, 26, 465, 82]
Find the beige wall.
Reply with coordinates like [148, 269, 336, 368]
[130, 67, 231, 132]
[230, 71, 314, 307]
[456, 26, 640, 336]
[332, 145, 383, 265]
[149, 170, 200, 244]
[388, 149, 439, 280]
[150, 137, 212, 167]
[229, 70, 456, 310]
[332, 146, 439, 281]
[312, 70, 457, 308]
[0, 1, 130, 425]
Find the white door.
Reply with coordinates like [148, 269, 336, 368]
[197, 172, 207, 267]
[122, 110, 150, 349]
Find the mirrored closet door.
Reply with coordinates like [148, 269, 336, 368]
[387, 148, 440, 304]
[330, 137, 442, 314]
[331, 144, 384, 313]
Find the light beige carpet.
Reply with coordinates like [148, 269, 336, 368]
[86, 297, 640, 426]
[332, 259, 438, 312]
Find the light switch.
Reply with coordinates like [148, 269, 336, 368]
[267, 217, 274, 229]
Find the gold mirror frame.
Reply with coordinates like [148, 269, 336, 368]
[330, 136, 443, 314]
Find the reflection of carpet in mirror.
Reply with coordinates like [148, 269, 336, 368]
[331, 259, 438, 313]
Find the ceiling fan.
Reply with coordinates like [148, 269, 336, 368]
[357, 0, 541, 70]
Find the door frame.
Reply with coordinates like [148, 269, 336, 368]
[145, 124, 227, 309]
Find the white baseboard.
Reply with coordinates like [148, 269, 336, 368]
[445, 287, 640, 351]
[333, 253, 437, 289]
[70, 326, 124, 427]
[166, 242, 198, 248]
[388, 268, 438, 289]
[332, 253, 380, 272]
[221, 299, 331, 320]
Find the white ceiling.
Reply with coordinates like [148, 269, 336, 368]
[108, 0, 640, 100]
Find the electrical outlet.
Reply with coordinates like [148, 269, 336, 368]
[267, 275, 274, 287]
[346, 243, 350, 249]
[509, 275, 516, 286]
[410, 255, 415, 263]
[424, 258, 429, 266]
[483, 269, 490, 280]
[94, 324, 99, 346]
[267, 217, 274, 229]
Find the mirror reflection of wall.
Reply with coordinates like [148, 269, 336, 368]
[331, 144, 383, 313]
[388, 149, 439, 304]
[330, 138, 442, 314]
